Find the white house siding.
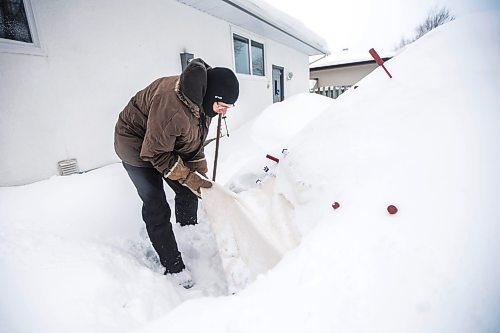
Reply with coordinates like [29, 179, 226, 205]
[0, 0, 310, 186]
[267, 39, 310, 98]
[310, 62, 379, 87]
[228, 26, 309, 129]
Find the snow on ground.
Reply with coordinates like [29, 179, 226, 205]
[0, 165, 224, 333]
[1, 10, 500, 333]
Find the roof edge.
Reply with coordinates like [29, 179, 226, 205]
[223, 0, 330, 55]
[310, 57, 392, 71]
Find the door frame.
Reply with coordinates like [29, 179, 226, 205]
[272, 65, 285, 102]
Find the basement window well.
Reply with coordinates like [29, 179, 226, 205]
[0, 0, 43, 55]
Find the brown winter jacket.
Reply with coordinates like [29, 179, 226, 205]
[114, 59, 212, 175]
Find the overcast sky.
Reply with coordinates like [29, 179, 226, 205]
[261, 0, 499, 54]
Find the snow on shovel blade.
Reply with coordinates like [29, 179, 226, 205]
[201, 182, 297, 293]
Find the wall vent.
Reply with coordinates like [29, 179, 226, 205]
[58, 158, 80, 176]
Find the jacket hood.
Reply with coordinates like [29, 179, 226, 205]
[178, 58, 211, 107]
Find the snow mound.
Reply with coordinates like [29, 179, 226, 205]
[251, 93, 334, 148]
[140, 10, 500, 333]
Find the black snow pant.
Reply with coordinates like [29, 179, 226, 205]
[122, 162, 198, 273]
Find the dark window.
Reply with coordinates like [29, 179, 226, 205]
[233, 33, 265, 76]
[0, 0, 33, 43]
[251, 41, 265, 76]
[233, 34, 250, 75]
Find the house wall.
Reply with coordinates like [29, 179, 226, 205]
[228, 26, 309, 129]
[310, 63, 379, 87]
[0, 0, 310, 186]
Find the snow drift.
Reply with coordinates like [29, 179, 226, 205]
[140, 10, 500, 333]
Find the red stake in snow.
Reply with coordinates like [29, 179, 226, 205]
[266, 154, 280, 163]
[369, 48, 393, 79]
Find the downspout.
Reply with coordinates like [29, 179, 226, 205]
[309, 53, 327, 66]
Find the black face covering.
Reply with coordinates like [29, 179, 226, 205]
[203, 98, 219, 118]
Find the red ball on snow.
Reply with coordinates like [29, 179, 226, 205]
[332, 202, 340, 209]
[387, 205, 398, 214]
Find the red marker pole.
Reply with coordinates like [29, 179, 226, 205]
[369, 48, 392, 79]
[266, 154, 280, 163]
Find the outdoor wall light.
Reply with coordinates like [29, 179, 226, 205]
[180, 52, 194, 71]
[287, 72, 294, 80]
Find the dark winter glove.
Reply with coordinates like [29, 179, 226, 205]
[185, 158, 208, 178]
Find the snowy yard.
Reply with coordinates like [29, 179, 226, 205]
[1, 11, 500, 333]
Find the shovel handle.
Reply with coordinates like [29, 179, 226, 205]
[212, 114, 222, 181]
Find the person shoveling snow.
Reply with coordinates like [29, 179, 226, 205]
[114, 58, 239, 289]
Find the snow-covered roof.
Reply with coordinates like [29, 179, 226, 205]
[176, 0, 330, 55]
[310, 50, 394, 69]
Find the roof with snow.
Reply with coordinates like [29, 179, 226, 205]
[175, 0, 330, 55]
[310, 51, 394, 70]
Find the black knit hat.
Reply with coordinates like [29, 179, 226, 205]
[203, 67, 239, 117]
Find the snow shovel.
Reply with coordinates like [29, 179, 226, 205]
[201, 180, 299, 293]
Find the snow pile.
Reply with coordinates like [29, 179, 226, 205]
[207, 93, 333, 190]
[140, 10, 500, 332]
[1, 10, 499, 333]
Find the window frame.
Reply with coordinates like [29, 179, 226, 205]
[231, 28, 266, 78]
[250, 39, 265, 76]
[0, 0, 44, 56]
[233, 33, 251, 75]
